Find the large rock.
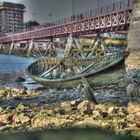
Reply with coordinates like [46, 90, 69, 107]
[61, 102, 71, 112]
[73, 118, 101, 128]
[13, 113, 30, 125]
[127, 102, 140, 114]
[12, 87, 27, 96]
[77, 101, 92, 115]
[39, 109, 55, 117]
[31, 112, 73, 128]
[16, 103, 28, 112]
[126, 84, 140, 101]
[107, 107, 118, 115]
[95, 103, 117, 112]
[71, 100, 81, 107]
[26, 90, 38, 96]
[92, 110, 102, 119]
[18, 87, 27, 95]
[0, 89, 7, 97]
[0, 113, 13, 123]
[135, 112, 140, 125]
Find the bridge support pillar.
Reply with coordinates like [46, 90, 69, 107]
[125, 0, 140, 102]
[0, 43, 3, 49]
[27, 39, 34, 57]
[9, 41, 15, 55]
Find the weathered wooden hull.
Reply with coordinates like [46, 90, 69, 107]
[26, 52, 129, 88]
[27, 61, 125, 88]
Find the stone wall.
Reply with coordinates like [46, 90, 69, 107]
[125, 0, 140, 99]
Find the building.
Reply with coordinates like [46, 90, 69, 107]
[23, 21, 40, 30]
[0, 2, 25, 35]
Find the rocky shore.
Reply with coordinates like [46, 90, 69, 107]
[0, 87, 139, 139]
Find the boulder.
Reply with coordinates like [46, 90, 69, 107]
[134, 112, 140, 126]
[93, 110, 108, 119]
[26, 90, 39, 96]
[126, 114, 135, 123]
[77, 101, 92, 115]
[92, 110, 102, 119]
[107, 107, 118, 114]
[0, 89, 7, 97]
[73, 118, 100, 128]
[61, 102, 71, 112]
[12, 87, 27, 96]
[71, 100, 81, 107]
[55, 108, 65, 115]
[118, 107, 128, 114]
[128, 102, 140, 114]
[40, 109, 55, 117]
[95, 103, 118, 113]
[46, 110, 55, 116]
[16, 103, 28, 112]
[13, 113, 30, 124]
[17, 87, 28, 95]
[31, 112, 73, 128]
[0, 113, 13, 123]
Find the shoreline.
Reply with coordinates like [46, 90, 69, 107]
[0, 87, 138, 139]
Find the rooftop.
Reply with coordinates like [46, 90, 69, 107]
[0, 1, 25, 9]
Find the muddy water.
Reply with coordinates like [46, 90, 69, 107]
[0, 55, 42, 89]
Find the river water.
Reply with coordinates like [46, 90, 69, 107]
[0, 54, 42, 89]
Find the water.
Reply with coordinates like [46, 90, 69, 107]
[0, 54, 42, 89]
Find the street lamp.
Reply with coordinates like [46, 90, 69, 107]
[72, 0, 74, 16]
[98, 0, 100, 14]
[49, 14, 52, 24]
[32, 10, 37, 28]
[71, 0, 75, 21]
[33, 12, 37, 22]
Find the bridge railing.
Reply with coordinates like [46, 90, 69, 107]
[0, 0, 133, 38]
[36, 0, 133, 28]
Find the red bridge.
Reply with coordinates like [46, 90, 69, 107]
[0, 0, 133, 43]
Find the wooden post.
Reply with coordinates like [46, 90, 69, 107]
[27, 39, 34, 57]
[81, 76, 97, 105]
[87, 39, 100, 58]
[64, 35, 84, 58]
[0, 43, 2, 50]
[9, 41, 14, 55]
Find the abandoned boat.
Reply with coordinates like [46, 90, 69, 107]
[26, 51, 129, 88]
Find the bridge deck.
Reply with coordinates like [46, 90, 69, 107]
[0, 0, 133, 43]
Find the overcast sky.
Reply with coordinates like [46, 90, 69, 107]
[0, 0, 122, 23]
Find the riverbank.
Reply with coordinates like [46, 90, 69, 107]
[0, 87, 138, 139]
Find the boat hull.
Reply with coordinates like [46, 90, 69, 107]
[27, 59, 126, 89]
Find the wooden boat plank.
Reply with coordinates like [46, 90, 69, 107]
[26, 52, 129, 88]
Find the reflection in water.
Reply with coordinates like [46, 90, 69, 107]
[0, 55, 42, 89]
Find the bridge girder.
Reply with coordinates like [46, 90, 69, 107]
[0, 3, 132, 43]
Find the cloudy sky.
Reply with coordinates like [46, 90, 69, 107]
[0, 0, 123, 23]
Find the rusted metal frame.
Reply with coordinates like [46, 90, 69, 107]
[0, 9, 132, 43]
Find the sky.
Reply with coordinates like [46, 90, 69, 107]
[0, 0, 122, 24]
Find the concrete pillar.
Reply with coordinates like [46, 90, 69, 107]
[9, 42, 15, 55]
[27, 39, 34, 57]
[0, 43, 3, 50]
[125, 0, 140, 101]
